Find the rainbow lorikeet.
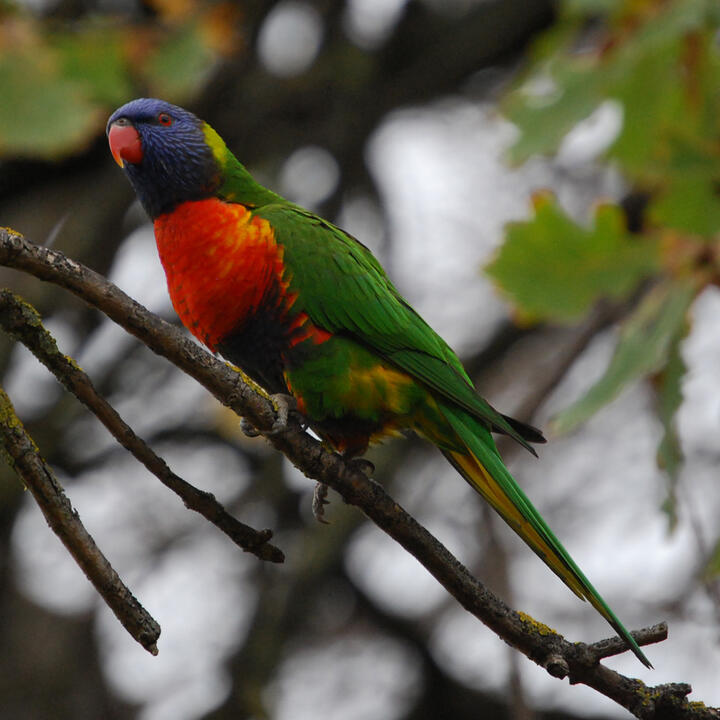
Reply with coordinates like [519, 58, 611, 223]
[107, 98, 650, 667]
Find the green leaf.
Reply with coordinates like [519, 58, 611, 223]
[604, 35, 685, 177]
[505, 0, 720, 179]
[142, 23, 217, 102]
[654, 318, 688, 531]
[51, 27, 133, 107]
[551, 280, 696, 434]
[603, 4, 718, 179]
[0, 45, 101, 159]
[504, 62, 603, 164]
[486, 195, 658, 323]
[0, 10, 224, 159]
[651, 174, 720, 237]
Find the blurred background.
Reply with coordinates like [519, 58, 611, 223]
[1, 0, 720, 718]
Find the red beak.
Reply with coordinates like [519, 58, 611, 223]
[108, 122, 144, 167]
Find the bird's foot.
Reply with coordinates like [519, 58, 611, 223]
[312, 482, 330, 524]
[347, 457, 375, 477]
[240, 394, 307, 438]
[267, 393, 307, 435]
[311, 458, 373, 523]
[240, 417, 261, 438]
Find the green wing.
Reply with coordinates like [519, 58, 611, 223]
[255, 203, 540, 452]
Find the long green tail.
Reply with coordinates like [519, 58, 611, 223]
[438, 404, 651, 668]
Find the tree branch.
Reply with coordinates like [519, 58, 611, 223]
[0, 384, 161, 654]
[1, 227, 717, 718]
[0, 289, 283, 563]
[589, 623, 669, 662]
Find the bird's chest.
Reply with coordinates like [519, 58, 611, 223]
[153, 198, 291, 352]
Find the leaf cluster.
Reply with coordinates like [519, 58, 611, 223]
[489, 0, 720, 533]
[0, 1, 238, 159]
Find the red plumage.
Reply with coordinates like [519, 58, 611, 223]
[154, 198, 288, 350]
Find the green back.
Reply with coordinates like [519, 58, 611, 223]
[252, 203, 533, 452]
[207, 139, 534, 450]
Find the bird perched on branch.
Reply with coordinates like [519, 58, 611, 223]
[107, 97, 650, 667]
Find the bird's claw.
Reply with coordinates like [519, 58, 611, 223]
[312, 482, 330, 524]
[240, 417, 261, 438]
[348, 457, 375, 477]
[240, 394, 307, 438]
[267, 393, 301, 435]
[311, 459, 372, 523]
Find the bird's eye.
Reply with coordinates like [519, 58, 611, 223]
[157, 113, 173, 126]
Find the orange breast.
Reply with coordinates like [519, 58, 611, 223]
[153, 198, 287, 350]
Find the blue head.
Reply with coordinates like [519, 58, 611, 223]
[107, 98, 222, 219]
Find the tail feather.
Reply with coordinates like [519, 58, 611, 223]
[439, 404, 652, 669]
[499, 412, 547, 446]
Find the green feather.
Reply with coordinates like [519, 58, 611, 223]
[439, 404, 651, 668]
[253, 203, 536, 451]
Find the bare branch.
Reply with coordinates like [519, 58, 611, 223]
[0, 384, 161, 654]
[1, 227, 718, 718]
[589, 623, 669, 662]
[0, 289, 283, 563]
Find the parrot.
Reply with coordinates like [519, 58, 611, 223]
[107, 98, 650, 668]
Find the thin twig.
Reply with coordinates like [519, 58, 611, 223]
[589, 622, 668, 662]
[0, 384, 161, 654]
[1, 228, 718, 718]
[0, 290, 283, 563]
